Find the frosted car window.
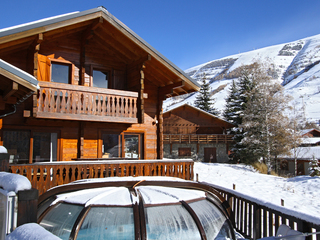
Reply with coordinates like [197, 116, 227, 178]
[77, 207, 134, 240]
[39, 203, 83, 240]
[145, 204, 201, 240]
[189, 200, 233, 240]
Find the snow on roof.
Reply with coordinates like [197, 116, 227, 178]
[5, 223, 61, 240]
[47, 177, 204, 207]
[0, 59, 38, 89]
[164, 103, 234, 125]
[281, 146, 320, 160]
[300, 129, 320, 136]
[300, 137, 320, 145]
[0, 172, 31, 193]
[53, 187, 132, 207]
[137, 186, 205, 205]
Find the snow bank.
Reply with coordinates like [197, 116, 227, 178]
[195, 163, 320, 225]
[5, 223, 61, 240]
[0, 172, 31, 193]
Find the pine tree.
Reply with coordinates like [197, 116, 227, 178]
[194, 74, 219, 116]
[223, 80, 241, 124]
[224, 64, 257, 163]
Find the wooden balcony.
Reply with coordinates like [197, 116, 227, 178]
[34, 82, 144, 123]
[10, 159, 194, 195]
[164, 134, 234, 144]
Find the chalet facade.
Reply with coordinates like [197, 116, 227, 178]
[163, 104, 234, 162]
[279, 129, 320, 175]
[0, 7, 200, 164]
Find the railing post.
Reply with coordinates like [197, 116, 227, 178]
[0, 146, 9, 172]
[17, 188, 38, 227]
[253, 203, 261, 240]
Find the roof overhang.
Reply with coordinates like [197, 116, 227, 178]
[0, 7, 200, 94]
[0, 59, 38, 108]
[164, 103, 234, 127]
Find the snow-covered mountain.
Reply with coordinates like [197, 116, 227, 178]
[164, 34, 320, 123]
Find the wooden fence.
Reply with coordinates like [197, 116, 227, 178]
[207, 183, 320, 240]
[10, 159, 194, 195]
[164, 134, 233, 144]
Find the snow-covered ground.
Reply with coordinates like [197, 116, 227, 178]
[195, 162, 320, 224]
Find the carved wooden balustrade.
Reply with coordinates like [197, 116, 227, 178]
[10, 159, 194, 195]
[164, 134, 233, 144]
[34, 82, 143, 123]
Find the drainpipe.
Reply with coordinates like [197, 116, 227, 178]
[0, 91, 35, 119]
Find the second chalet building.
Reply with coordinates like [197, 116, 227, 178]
[163, 104, 234, 163]
[0, 7, 200, 164]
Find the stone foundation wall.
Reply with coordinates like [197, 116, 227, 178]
[163, 143, 229, 163]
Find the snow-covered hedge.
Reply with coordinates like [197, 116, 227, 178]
[5, 223, 61, 240]
[0, 172, 31, 193]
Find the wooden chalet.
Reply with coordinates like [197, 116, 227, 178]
[0, 7, 200, 165]
[163, 104, 234, 162]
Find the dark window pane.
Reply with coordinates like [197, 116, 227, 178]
[3, 130, 30, 164]
[93, 70, 109, 88]
[51, 63, 70, 84]
[102, 134, 121, 158]
[33, 132, 57, 162]
[124, 135, 140, 159]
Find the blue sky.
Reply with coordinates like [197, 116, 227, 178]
[1, 0, 320, 70]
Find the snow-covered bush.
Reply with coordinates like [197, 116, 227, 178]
[309, 156, 320, 177]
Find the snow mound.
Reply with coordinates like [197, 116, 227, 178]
[5, 223, 61, 240]
[0, 172, 31, 193]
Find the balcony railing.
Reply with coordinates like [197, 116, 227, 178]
[164, 134, 233, 144]
[10, 159, 194, 195]
[34, 82, 142, 123]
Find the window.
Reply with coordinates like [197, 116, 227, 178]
[78, 207, 134, 240]
[101, 132, 144, 159]
[189, 199, 233, 240]
[33, 132, 58, 162]
[39, 203, 83, 240]
[179, 148, 191, 157]
[145, 204, 201, 240]
[124, 134, 142, 159]
[3, 130, 30, 164]
[102, 133, 121, 158]
[92, 69, 109, 88]
[51, 62, 71, 84]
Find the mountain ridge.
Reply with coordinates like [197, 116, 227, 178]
[164, 33, 320, 123]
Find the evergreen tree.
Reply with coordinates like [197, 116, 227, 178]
[223, 80, 241, 124]
[309, 156, 320, 176]
[240, 67, 293, 172]
[194, 74, 219, 116]
[224, 64, 257, 163]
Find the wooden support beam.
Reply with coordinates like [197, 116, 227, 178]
[4, 82, 18, 100]
[158, 81, 184, 100]
[29, 34, 43, 77]
[82, 17, 104, 43]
